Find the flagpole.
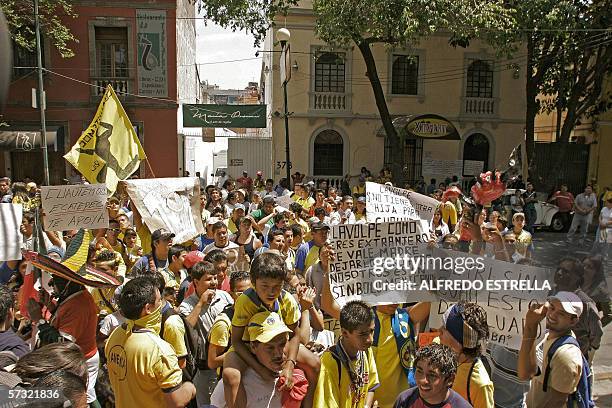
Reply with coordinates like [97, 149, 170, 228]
[34, 0, 50, 186]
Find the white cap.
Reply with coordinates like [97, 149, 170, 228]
[548, 291, 583, 318]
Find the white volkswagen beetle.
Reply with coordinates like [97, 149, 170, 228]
[501, 189, 568, 231]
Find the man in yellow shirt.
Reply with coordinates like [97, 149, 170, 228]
[105, 276, 195, 408]
[352, 176, 366, 200]
[293, 183, 315, 211]
[314, 300, 379, 408]
[438, 302, 494, 408]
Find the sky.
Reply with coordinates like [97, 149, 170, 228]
[195, 20, 262, 90]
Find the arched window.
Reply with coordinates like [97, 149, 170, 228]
[313, 130, 343, 176]
[466, 60, 493, 98]
[463, 133, 490, 173]
[315, 52, 345, 93]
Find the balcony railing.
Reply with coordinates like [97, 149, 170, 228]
[92, 77, 130, 96]
[310, 91, 349, 111]
[461, 96, 498, 117]
[311, 176, 345, 189]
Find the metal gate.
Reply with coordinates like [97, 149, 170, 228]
[384, 136, 423, 186]
[534, 142, 590, 194]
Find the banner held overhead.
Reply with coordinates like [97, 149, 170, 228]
[182, 104, 267, 128]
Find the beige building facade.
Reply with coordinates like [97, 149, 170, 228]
[262, 3, 527, 187]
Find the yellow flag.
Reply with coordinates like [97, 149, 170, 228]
[64, 85, 146, 195]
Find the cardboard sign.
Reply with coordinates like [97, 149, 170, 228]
[0, 204, 23, 261]
[328, 220, 436, 307]
[123, 177, 205, 243]
[426, 248, 553, 350]
[41, 184, 108, 231]
[366, 182, 439, 231]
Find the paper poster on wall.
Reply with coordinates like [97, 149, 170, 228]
[40, 184, 108, 231]
[136, 10, 168, 97]
[0, 204, 23, 261]
[123, 177, 205, 243]
[463, 160, 484, 176]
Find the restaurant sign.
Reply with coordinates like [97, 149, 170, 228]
[403, 114, 460, 140]
[182, 104, 267, 128]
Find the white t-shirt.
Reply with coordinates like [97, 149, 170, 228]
[210, 368, 281, 408]
[600, 206, 612, 243]
[99, 311, 126, 336]
[203, 240, 239, 255]
[179, 290, 233, 332]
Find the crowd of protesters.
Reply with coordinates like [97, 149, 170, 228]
[0, 169, 610, 408]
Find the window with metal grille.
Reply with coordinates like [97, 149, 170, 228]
[12, 40, 42, 78]
[384, 136, 423, 185]
[391, 55, 418, 95]
[95, 27, 128, 78]
[314, 52, 345, 93]
[313, 130, 343, 176]
[466, 60, 493, 98]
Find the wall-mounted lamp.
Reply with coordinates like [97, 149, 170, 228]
[508, 63, 520, 79]
[292, 60, 299, 71]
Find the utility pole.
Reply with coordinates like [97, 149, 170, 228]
[276, 28, 291, 187]
[34, 0, 50, 185]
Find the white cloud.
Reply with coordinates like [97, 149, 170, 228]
[196, 21, 262, 89]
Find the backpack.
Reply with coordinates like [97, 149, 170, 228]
[543, 335, 595, 408]
[160, 307, 209, 382]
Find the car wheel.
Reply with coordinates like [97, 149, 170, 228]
[551, 214, 565, 232]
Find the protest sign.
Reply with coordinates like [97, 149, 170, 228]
[422, 156, 462, 177]
[0, 204, 23, 261]
[41, 184, 108, 231]
[366, 182, 439, 229]
[329, 220, 437, 307]
[275, 194, 294, 210]
[123, 177, 205, 243]
[426, 247, 553, 350]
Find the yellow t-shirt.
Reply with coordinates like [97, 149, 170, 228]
[452, 358, 495, 408]
[162, 314, 187, 358]
[232, 288, 300, 341]
[372, 311, 410, 408]
[105, 327, 183, 408]
[209, 313, 232, 349]
[314, 346, 379, 408]
[352, 185, 366, 198]
[304, 244, 321, 272]
[294, 196, 315, 210]
[90, 287, 117, 316]
[225, 218, 238, 235]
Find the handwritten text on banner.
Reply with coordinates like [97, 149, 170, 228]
[41, 184, 108, 231]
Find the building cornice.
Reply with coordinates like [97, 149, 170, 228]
[72, 0, 176, 10]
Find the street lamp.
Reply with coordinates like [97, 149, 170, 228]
[276, 28, 291, 187]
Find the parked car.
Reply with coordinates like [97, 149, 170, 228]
[500, 189, 570, 232]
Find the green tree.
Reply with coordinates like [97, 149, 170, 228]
[192, 0, 299, 46]
[508, 0, 611, 186]
[1, 0, 77, 58]
[312, 0, 513, 184]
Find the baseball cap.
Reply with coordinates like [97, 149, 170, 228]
[311, 221, 330, 231]
[183, 251, 205, 269]
[237, 188, 247, 197]
[207, 217, 221, 226]
[233, 203, 246, 212]
[357, 196, 366, 203]
[243, 170, 248, 174]
[247, 311, 292, 343]
[548, 291, 583, 318]
[151, 228, 175, 242]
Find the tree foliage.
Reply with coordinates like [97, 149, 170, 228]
[0, 0, 77, 58]
[312, 0, 513, 184]
[191, 0, 298, 46]
[503, 0, 612, 186]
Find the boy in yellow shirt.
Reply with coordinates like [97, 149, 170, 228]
[208, 271, 252, 371]
[222, 252, 320, 408]
[314, 300, 379, 408]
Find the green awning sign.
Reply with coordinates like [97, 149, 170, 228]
[182, 104, 267, 128]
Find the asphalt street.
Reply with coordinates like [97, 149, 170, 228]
[531, 230, 611, 406]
